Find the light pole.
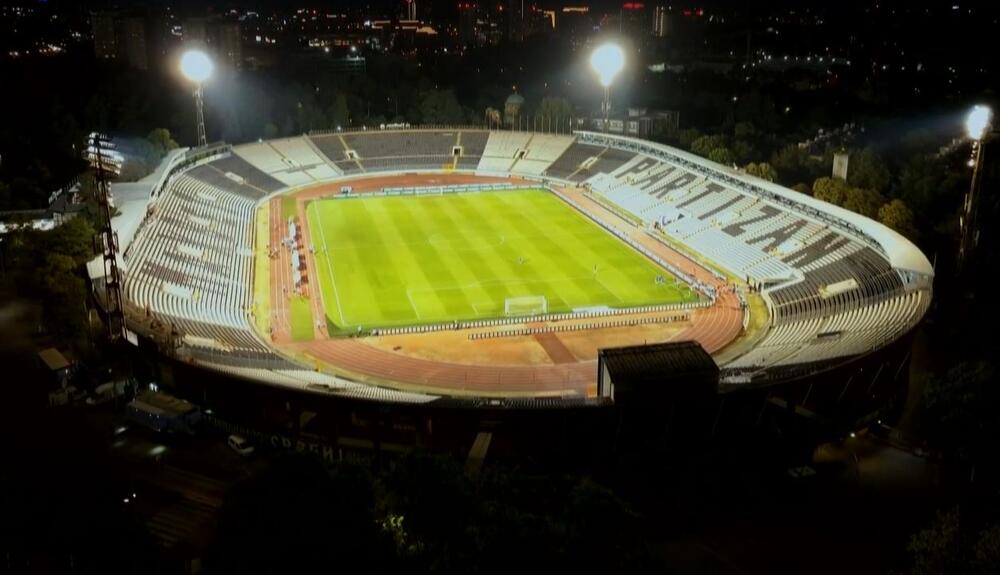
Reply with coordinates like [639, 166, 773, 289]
[590, 43, 625, 134]
[958, 105, 992, 271]
[180, 50, 214, 147]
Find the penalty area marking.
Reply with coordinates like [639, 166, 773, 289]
[310, 201, 348, 327]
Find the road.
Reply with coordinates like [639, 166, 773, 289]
[95, 409, 267, 552]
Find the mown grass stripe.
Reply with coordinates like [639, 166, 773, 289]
[306, 190, 696, 329]
[450, 192, 575, 313]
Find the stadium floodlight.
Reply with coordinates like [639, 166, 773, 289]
[180, 50, 213, 83]
[958, 104, 993, 272]
[179, 50, 213, 147]
[590, 43, 625, 133]
[966, 105, 992, 142]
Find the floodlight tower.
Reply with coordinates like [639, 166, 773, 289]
[180, 50, 213, 147]
[86, 133, 126, 342]
[958, 105, 992, 271]
[590, 43, 625, 133]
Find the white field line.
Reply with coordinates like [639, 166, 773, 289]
[404, 288, 424, 320]
[310, 201, 348, 326]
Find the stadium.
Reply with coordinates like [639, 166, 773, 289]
[92, 128, 934, 407]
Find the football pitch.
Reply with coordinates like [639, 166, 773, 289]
[306, 189, 699, 331]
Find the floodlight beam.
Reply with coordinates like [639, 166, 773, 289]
[590, 43, 625, 134]
[958, 105, 992, 272]
[966, 105, 992, 141]
[180, 50, 213, 84]
[590, 43, 625, 87]
[180, 50, 213, 147]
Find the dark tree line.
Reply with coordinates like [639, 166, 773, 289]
[206, 452, 659, 575]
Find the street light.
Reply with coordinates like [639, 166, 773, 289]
[180, 50, 213, 147]
[590, 43, 625, 134]
[958, 105, 993, 271]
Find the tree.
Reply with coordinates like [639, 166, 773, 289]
[708, 147, 734, 166]
[878, 199, 918, 239]
[5, 216, 97, 350]
[908, 508, 968, 575]
[417, 89, 465, 125]
[731, 140, 757, 164]
[847, 147, 891, 193]
[329, 93, 349, 128]
[812, 177, 850, 206]
[733, 121, 756, 139]
[842, 187, 884, 219]
[744, 162, 779, 182]
[906, 508, 1000, 575]
[690, 134, 728, 157]
[922, 361, 1000, 462]
[146, 128, 178, 155]
[533, 96, 572, 132]
[209, 455, 394, 575]
[675, 128, 702, 150]
[771, 144, 821, 187]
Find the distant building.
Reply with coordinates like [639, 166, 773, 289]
[215, 22, 243, 70]
[38, 348, 77, 389]
[653, 6, 673, 37]
[0, 186, 87, 236]
[183, 17, 243, 71]
[182, 17, 209, 47]
[584, 108, 680, 139]
[505, 0, 524, 42]
[119, 15, 149, 69]
[458, 2, 477, 46]
[91, 11, 118, 60]
[619, 2, 648, 37]
[557, 6, 592, 40]
[833, 152, 850, 181]
[90, 10, 171, 70]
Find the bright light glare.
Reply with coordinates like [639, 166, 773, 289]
[966, 105, 992, 141]
[180, 50, 213, 83]
[590, 43, 625, 87]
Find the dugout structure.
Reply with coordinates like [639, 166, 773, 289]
[597, 341, 719, 404]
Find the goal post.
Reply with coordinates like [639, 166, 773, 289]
[504, 295, 548, 317]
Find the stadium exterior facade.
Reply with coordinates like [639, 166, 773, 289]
[90, 128, 933, 408]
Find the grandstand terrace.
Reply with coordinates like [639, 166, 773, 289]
[95, 128, 932, 404]
[306, 129, 491, 174]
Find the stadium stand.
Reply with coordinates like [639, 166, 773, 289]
[570, 131, 932, 381]
[189, 154, 285, 197]
[509, 134, 575, 175]
[477, 131, 533, 173]
[304, 129, 492, 174]
[226, 137, 344, 188]
[102, 128, 932, 401]
[549, 144, 636, 182]
[343, 130, 457, 158]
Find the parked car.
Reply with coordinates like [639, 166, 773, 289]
[227, 434, 254, 456]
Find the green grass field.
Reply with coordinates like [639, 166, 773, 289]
[306, 189, 699, 331]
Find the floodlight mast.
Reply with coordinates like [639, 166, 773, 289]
[180, 50, 213, 147]
[958, 105, 992, 272]
[86, 133, 127, 342]
[193, 83, 207, 147]
[590, 43, 625, 133]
